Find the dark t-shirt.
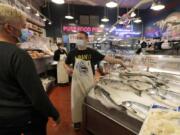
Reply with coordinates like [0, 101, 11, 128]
[65, 48, 105, 74]
[53, 48, 67, 61]
[0, 41, 59, 124]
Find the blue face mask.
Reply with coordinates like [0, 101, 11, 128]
[18, 29, 32, 43]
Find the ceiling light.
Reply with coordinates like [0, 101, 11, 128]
[26, 5, 31, 9]
[133, 17, 142, 23]
[35, 12, 40, 17]
[65, 15, 74, 20]
[48, 21, 52, 25]
[100, 24, 105, 28]
[126, 25, 131, 28]
[51, 0, 65, 4]
[106, 1, 118, 8]
[65, 1, 74, 20]
[43, 18, 47, 22]
[150, 2, 165, 11]
[130, 12, 136, 17]
[101, 17, 109, 22]
[119, 20, 124, 24]
[110, 26, 116, 32]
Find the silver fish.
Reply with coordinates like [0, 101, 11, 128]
[126, 76, 156, 86]
[99, 79, 132, 90]
[122, 101, 150, 121]
[100, 78, 152, 96]
[94, 85, 125, 111]
[147, 89, 180, 107]
[119, 70, 157, 78]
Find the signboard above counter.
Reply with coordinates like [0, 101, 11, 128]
[63, 25, 103, 33]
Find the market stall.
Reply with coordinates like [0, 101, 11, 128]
[83, 55, 180, 135]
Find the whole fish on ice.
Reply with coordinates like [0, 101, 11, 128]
[147, 89, 180, 107]
[122, 101, 150, 121]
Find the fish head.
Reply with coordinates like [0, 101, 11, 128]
[122, 101, 132, 107]
[147, 89, 157, 95]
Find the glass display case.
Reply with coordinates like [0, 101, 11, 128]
[83, 55, 180, 135]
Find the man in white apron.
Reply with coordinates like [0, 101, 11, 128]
[65, 31, 126, 130]
[53, 43, 69, 84]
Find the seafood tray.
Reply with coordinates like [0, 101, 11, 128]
[89, 69, 180, 122]
[139, 107, 180, 135]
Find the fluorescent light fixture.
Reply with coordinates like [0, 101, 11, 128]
[35, 12, 40, 17]
[106, 1, 118, 8]
[126, 25, 131, 28]
[100, 24, 105, 28]
[130, 12, 136, 17]
[119, 20, 124, 24]
[133, 17, 142, 23]
[26, 5, 31, 9]
[150, 2, 165, 11]
[48, 21, 52, 25]
[65, 15, 74, 20]
[109, 26, 116, 32]
[101, 17, 109, 22]
[51, 0, 65, 4]
[43, 18, 47, 22]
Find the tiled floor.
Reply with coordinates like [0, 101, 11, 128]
[47, 86, 83, 135]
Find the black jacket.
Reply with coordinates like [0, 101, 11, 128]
[0, 41, 59, 125]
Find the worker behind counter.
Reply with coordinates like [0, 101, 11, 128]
[0, 4, 60, 135]
[136, 39, 147, 55]
[64, 31, 127, 130]
[54, 43, 69, 85]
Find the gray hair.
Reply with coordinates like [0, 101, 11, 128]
[0, 3, 26, 30]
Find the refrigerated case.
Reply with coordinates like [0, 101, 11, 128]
[83, 55, 180, 135]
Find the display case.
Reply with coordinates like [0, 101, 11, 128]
[83, 55, 180, 135]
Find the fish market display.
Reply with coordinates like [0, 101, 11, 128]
[139, 109, 180, 135]
[89, 68, 180, 122]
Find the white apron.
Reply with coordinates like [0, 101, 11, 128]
[57, 54, 69, 84]
[71, 58, 94, 123]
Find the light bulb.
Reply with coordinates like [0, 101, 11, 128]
[51, 0, 65, 4]
[100, 24, 105, 28]
[150, 2, 165, 11]
[26, 5, 31, 9]
[35, 12, 40, 17]
[65, 15, 74, 20]
[130, 12, 136, 17]
[106, 1, 118, 8]
[133, 18, 142, 23]
[101, 17, 109, 22]
[43, 18, 47, 22]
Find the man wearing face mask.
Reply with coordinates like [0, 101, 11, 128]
[54, 43, 69, 84]
[0, 4, 60, 135]
[65, 31, 126, 130]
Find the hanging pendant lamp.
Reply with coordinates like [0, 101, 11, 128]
[65, 1, 74, 20]
[106, 1, 118, 8]
[51, 0, 65, 4]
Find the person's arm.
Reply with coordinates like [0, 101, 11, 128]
[104, 55, 126, 68]
[92, 49, 126, 68]
[12, 49, 60, 122]
[64, 51, 74, 76]
[53, 50, 60, 61]
[64, 63, 73, 76]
